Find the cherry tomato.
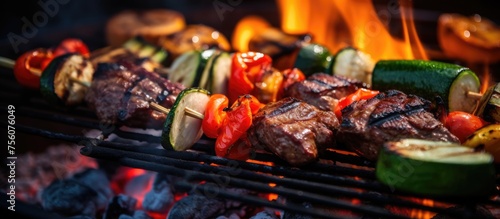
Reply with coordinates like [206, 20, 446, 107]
[13, 48, 53, 89]
[52, 38, 90, 58]
[444, 111, 489, 143]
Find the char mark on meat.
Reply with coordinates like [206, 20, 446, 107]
[85, 62, 185, 129]
[247, 97, 339, 166]
[285, 73, 367, 111]
[336, 90, 460, 161]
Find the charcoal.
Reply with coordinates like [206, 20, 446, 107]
[166, 194, 225, 219]
[103, 194, 137, 219]
[142, 173, 174, 213]
[282, 202, 314, 219]
[431, 205, 495, 219]
[41, 179, 98, 217]
[72, 168, 113, 211]
[131, 210, 153, 219]
[117, 211, 152, 219]
[250, 211, 280, 219]
[215, 213, 241, 219]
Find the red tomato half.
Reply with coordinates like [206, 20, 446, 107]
[444, 111, 488, 143]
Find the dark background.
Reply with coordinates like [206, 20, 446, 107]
[0, 0, 499, 59]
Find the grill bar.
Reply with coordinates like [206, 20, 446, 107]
[3, 82, 500, 219]
[10, 119, 498, 219]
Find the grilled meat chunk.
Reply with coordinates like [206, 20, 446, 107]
[247, 97, 339, 166]
[336, 90, 460, 161]
[85, 62, 185, 129]
[285, 73, 367, 111]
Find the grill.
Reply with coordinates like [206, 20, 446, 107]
[2, 73, 500, 219]
[2, 1, 500, 219]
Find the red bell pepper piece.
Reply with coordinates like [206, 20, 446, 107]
[334, 88, 380, 119]
[228, 52, 272, 103]
[209, 94, 263, 160]
[202, 94, 229, 138]
[13, 48, 53, 89]
[52, 38, 90, 58]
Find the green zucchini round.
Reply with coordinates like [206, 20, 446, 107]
[40, 53, 94, 106]
[161, 87, 211, 151]
[372, 60, 480, 113]
[375, 138, 496, 198]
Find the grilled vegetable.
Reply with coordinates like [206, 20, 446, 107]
[162, 88, 211, 151]
[372, 60, 481, 113]
[52, 38, 90, 58]
[376, 138, 496, 198]
[228, 52, 272, 103]
[327, 46, 374, 85]
[463, 124, 500, 162]
[168, 50, 204, 88]
[40, 53, 94, 106]
[444, 111, 488, 143]
[13, 48, 53, 89]
[474, 82, 500, 123]
[293, 43, 332, 76]
[168, 49, 216, 88]
[210, 52, 232, 95]
[215, 94, 262, 160]
[122, 36, 168, 63]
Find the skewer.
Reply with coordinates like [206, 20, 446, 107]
[1, 55, 205, 120]
[150, 102, 204, 120]
[467, 91, 483, 100]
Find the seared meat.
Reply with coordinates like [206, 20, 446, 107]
[247, 97, 340, 166]
[285, 73, 367, 111]
[336, 90, 460, 161]
[85, 62, 185, 129]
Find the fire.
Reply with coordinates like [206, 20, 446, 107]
[234, 0, 428, 62]
[279, 0, 427, 61]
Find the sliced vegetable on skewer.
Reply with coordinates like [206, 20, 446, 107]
[327, 46, 375, 86]
[474, 82, 500, 123]
[40, 53, 94, 106]
[9, 48, 54, 89]
[293, 43, 332, 77]
[376, 138, 496, 198]
[372, 60, 481, 113]
[161, 87, 211, 151]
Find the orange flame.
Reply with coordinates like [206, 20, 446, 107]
[275, 0, 428, 61]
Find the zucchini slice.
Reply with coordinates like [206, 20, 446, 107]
[293, 43, 332, 76]
[328, 46, 374, 85]
[40, 53, 94, 106]
[168, 50, 203, 87]
[161, 88, 211, 151]
[372, 60, 481, 113]
[376, 138, 495, 198]
[198, 49, 220, 90]
[168, 49, 215, 88]
[210, 52, 232, 95]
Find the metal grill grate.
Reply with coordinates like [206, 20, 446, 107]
[2, 74, 500, 219]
